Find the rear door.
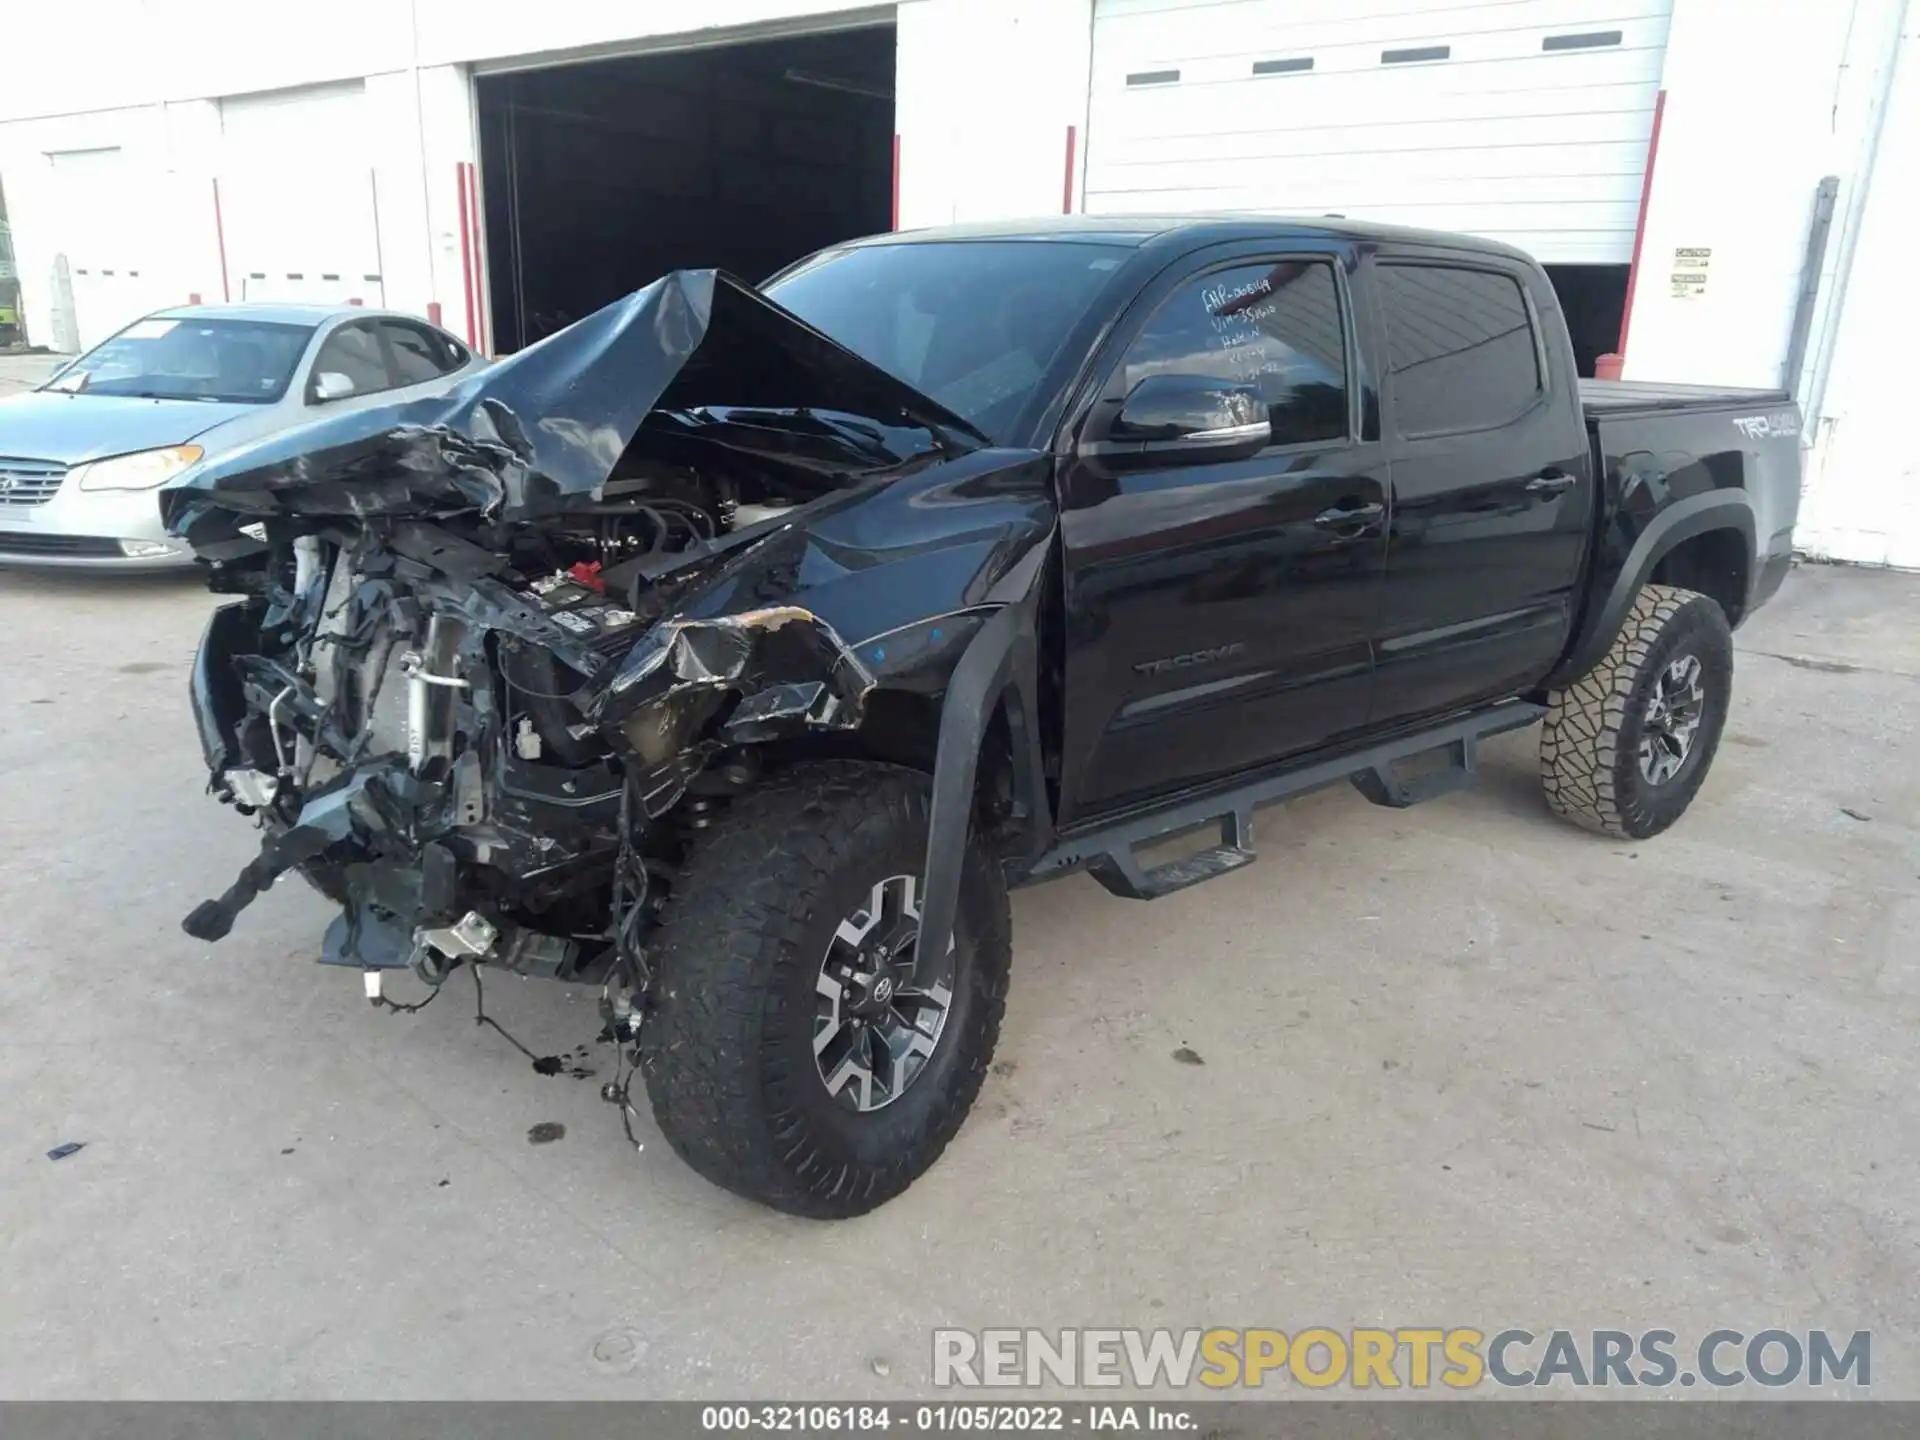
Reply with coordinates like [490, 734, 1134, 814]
[1056, 244, 1389, 822]
[1368, 251, 1593, 724]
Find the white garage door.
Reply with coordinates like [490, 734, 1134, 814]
[218, 82, 383, 307]
[1085, 0, 1673, 264]
[47, 147, 168, 349]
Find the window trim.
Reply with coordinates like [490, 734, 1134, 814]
[1094, 252, 1361, 458]
[306, 318, 399, 404]
[1376, 258, 1550, 442]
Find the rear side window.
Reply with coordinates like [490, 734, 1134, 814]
[380, 321, 464, 383]
[1379, 265, 1541, 436]
[1117, 259, 1349, 447]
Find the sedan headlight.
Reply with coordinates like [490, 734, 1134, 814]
[73, 444, 204, 493]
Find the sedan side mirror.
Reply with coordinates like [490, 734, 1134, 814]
[1082, 374, 1271, 466]
[312, 371, 356, 403]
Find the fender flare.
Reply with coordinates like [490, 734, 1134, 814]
[1547, 489, 1756, 688]
[915, 548, 1052, 970]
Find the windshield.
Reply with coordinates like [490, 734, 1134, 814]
[765, 240, 1131, 444]
[44, 316, 315, 404]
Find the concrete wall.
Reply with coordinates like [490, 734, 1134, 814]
[0, 1, 887, 122]
[1620, 0, 1916, 565]
[896, 0, 1092, 226]
[2, 0, 1912, 565]
[1621, 0, 1861, 389]
[0, 1, 895, 348]
[0, 104, 176, 349]
[1793, 9, 1919, 568]
[0, 0, 1100, 349]
[0, 67, 483, 348]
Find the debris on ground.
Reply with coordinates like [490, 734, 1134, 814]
[1172, 1046, 1205, 1066]
[527, 1122, 566, 1145]
[46, 1142, 85, 1161]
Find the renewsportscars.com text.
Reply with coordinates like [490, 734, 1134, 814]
[932, 1328, 1870, 1390]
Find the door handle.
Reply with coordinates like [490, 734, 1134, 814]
[1526, 470, 1576, 497]
[1313, 500, 1384, 531]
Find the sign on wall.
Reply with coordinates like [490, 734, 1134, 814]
[1670, 246, 1712, 299]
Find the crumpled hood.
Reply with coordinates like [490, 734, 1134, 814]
[0, 390, 257, 465]
[160, 270, 985, 532]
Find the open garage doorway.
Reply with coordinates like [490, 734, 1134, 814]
[476, 22, 896, 354]
[1544, 265, 1631, 379]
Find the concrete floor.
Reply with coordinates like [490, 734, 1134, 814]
[0, 561, 1914, 1399]
[0, 352, 66, 396]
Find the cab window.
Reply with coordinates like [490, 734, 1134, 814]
[1378, 264, 1541, 436]
[1115, 260, 1350, 447]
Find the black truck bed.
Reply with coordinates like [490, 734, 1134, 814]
[1579, 377, 1790, 419]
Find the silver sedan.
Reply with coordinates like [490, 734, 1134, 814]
[0, 304, 486, 569]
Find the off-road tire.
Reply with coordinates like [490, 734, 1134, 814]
[1541, 583, 1733, 840]
[641, 761, 1011, 1218]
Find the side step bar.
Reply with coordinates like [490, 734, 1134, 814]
[1028, 700, 1545, 901]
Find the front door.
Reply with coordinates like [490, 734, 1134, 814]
[1056, 251, 1389, 823]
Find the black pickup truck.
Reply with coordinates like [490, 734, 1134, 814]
[169, 217, 1801, 1217]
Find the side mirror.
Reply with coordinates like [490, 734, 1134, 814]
[311, 371, 356, 403]
[1084, 374, 1270, 466]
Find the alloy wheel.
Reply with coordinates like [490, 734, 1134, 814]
[1639, 652, 1706, 786]
[813, 874, 955, 1112]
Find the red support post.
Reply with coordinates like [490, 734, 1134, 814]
[211, 177, 231, 303]
[1615, 88, 1668, 366]
[463, 163, 488, 354]
[456, 163, 478, 348]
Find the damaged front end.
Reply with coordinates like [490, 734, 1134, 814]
[181, 520, 880, 988]
[169, 270, 1054, 1005]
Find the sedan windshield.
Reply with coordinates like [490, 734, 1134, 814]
[43, 317, 315, 404]
[765, 240, 1132, 444]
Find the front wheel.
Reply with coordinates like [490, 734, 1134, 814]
[641, 761, 1011, 1217]
[1540, 584, 1734, 840]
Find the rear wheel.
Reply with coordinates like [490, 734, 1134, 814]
[1540, 584, 1733, 840]
[641, 761, 1010, 1217]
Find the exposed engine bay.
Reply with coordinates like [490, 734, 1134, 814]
[182, 476, 833, 989]
[165, 269, 1047, 1018]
